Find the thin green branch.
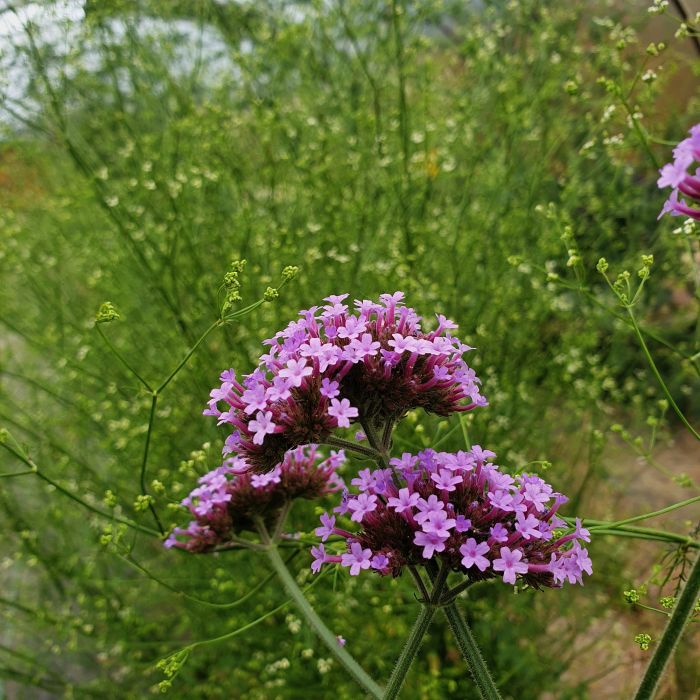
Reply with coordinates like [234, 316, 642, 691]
[140, 392, 164, 534]
[95, 324, 153, 392]
[156, 320, 221, 394]
[119, 552, 289, 609]
[625, 306, 700, 441]
[588, 497, 700, 533]
[1, 437, 159, 537]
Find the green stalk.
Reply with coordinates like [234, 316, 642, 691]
[634, 551, 700, 699]
[258, 527, 382, 699]
[383, 604, 436, 700]
[440, 601, 503, 700]
[383, 562, 450, 699]
[426, 566, 502, 700]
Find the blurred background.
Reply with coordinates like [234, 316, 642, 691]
[0, 1, 699, 697]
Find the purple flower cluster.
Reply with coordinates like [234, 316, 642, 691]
[204, 293, 486, 473]
[311, 448, 592, 588]
[165, 445, 345, 552]
[658, 124, 700, 221]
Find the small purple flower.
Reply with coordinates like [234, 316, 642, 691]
[431, 468, 463, 492]
[279, 358, 313, 387]
[460, 538, 490, 572]
[371, 553, 390, 570]
[573, 518, 591, 543]
[315, 513, 336, 541]
[248, 410, 277, 445]
[311, 544, 327, 574]
[455, 515, 472, 533]
[341, 542, 373, 575]
[492, 547, 528, 585]
[328, 398, 359, 428]
[515, 512, 543, 541]
[347, 493, 378, 522]
[415, 494, 445, 524]
[387, 488, 420, 513]
[489, 523, 508, 543]
[657, 124, 700, 221]
[414, 530, 448, 558]
[320, 378, 340, 399]
[421, 510, 456, 538]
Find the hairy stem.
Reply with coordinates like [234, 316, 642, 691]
[324, 436, 382, 461]
[383, 603, 436, 700]
[426, 566, 502, 699]
[440, 601, 503, 700]
[634, 551, 700, 699]
[384, 562, 450, 699]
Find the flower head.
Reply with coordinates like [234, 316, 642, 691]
[310, 448, 591, 589]
[204, 293, 486, 472]
[657, 124, 700, 221]
[164, 445, 345, 552]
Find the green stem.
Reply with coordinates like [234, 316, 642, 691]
[140, 392, 164, 534]
[587, 497, 700, 533]
[119, 551, 289, 609]
[590, 528, 699, 548]
[258, 525, 382, 699]
[0, 469, 36, 478]
[383, 604, 436, 700]
[625, 306, 700, 441]
[440, 601, 503, 700]
[324, 436, 382, 461]
[562, 515, 699, 548]
[384, 562, 450, 699]
[426, 566, 501, 699]
[634, 551, 700, 700]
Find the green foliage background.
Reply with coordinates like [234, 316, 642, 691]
[0, 1, 698, 698]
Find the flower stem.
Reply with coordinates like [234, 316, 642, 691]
[383, 562, 449, 699]
[324, 436, 382, 461]
[426, 566, 502, 700]
[258, 526, 383, 699]
[634, 551, 700, 700]
[440, 601, 503, 700]
[382, 603, 436, 700]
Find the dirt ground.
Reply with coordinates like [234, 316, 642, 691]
[554, 431, 700, 700]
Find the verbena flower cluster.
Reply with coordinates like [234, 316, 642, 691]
[165, 445, 345, 552]
[311, 448, 592, 588]
[204, 292, 486, 473]
[658, 123, 700, 221]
